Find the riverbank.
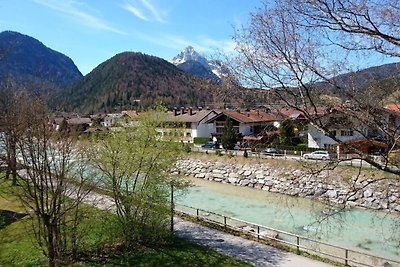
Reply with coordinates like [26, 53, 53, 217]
[174, 155, 400, 213]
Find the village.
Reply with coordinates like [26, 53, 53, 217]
[50, 103, 400, 161]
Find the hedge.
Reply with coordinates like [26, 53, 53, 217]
[193, 137, 211, 144]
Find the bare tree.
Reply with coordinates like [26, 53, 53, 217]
[231, 0, 400, 173]
[0, 81, 28, 185]
[15, 98, 93, 267]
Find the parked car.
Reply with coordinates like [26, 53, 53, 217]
[262, 148, 283, 156]
[201, 141, 220, 149]
[303, 150, 330, 160]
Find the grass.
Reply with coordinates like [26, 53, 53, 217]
[0, 177, 251, 267]
[75, 237, 252, 267]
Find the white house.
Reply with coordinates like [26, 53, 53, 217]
[204, 109, 281, 140]
[307, 106, 400, 154]
[159, 108, 218, 143]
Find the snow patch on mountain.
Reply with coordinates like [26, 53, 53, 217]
[171, 46, 209, 69]
[171, 46, 228, 80]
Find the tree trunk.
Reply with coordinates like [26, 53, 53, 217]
[10, 140, 17, 185]
[44, 216, 57, 267]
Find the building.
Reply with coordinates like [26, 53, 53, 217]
[159, 107, 218, 143]
[205, 109, 280, 142]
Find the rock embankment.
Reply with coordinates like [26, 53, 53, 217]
[174, 158, 400, 213]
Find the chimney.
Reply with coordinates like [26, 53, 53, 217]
[173, 107, 178, 116]
[181, 107, 185, 115]
[189, 107, 193, 116]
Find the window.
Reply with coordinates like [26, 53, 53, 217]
[341, 130, 353, 136]
[324, 144, 335, 150]
[329, 130, 336, 136]
[216, 127, 224, 133]
[186, 132, 191, 137]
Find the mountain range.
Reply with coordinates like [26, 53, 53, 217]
[0, 31, 82, 92]
[1, 30, 400, 114]
[53, 51, 225, 114]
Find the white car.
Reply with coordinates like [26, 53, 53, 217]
[303, 150, 330, 160]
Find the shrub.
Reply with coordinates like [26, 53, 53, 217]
[193, 137, 210, 145]
[183, 143, 192, 153]
[296, 144, 307, 150]
[243, 150, 248, 158]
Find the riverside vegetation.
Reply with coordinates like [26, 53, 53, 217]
[0, 175, 251, 267]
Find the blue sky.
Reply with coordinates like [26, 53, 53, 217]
[0, 0, 261, 75]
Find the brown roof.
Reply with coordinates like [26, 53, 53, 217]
[166, 110, 217, 123]
[276, 108, 306, 120]
[122, 110, 139, 119]
[207, 110, 279, 124]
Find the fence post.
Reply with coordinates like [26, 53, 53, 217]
[296, 236, 300, 254]
[345, 249, 348, 266]
[257, 226, 260, 240]
[196, 209, 199, 220]
[224, 216, 227, 229]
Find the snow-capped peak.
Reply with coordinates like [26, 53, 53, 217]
[171, 46, 209, 69]
[171, 46, 229, 81]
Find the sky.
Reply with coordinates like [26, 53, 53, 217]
[0, 0, 261, 75]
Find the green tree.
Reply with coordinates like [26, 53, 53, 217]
[92, 109, 187, 247]
[221, 118, 237, 150]
[279, 119, 295, 146]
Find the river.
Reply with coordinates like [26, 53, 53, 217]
[176, 177, 400, 262]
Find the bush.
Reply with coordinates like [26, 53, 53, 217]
[215, 150, 222, 156]
[193, 137, 210, 145]
[243, 150, 248, 158]
[296, 144, 308, 150]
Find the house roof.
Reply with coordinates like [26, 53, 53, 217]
[167, 110, 217, 123]
[385, 103, 400, 114]
[205, 110, 279, 124]
[340, 138, 388, 148]
[105, 113, 125, 119]
[67, 118, 91, 125]
[122, 110, 139, 119]
[276, 108, 306, 120]
[53, 117, 65, 125]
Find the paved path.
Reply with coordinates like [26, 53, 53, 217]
[174, 218, 334, 267]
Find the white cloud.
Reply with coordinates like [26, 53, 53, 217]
[122, 0, 168, 23]
[32, 0, 125, 34]
[121, 3, 149, 21]
[140, 0, 167, 23]
[133, 31, 235, 58]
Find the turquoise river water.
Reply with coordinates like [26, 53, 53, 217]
[176, 178, 400, 262]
